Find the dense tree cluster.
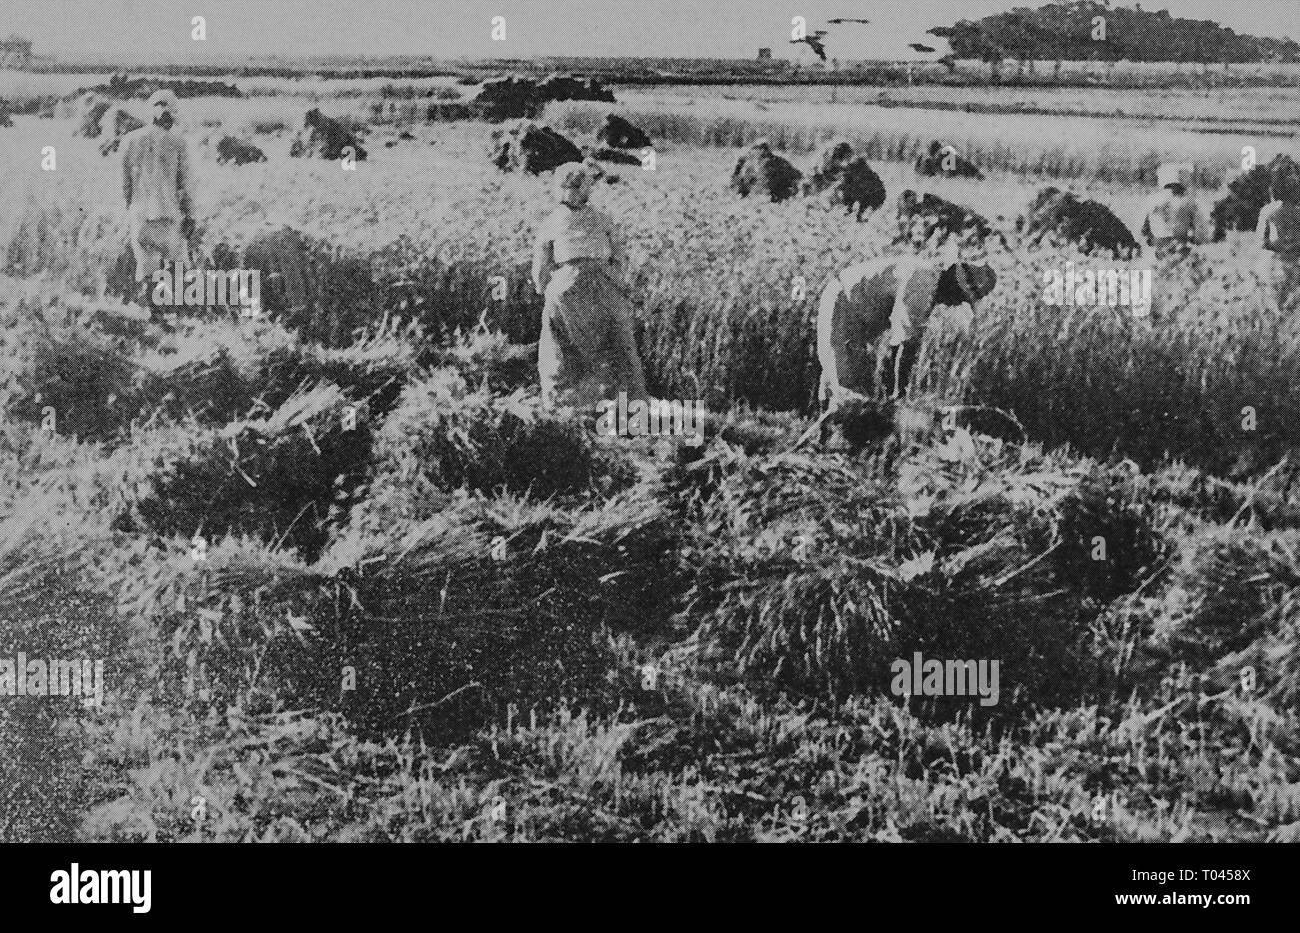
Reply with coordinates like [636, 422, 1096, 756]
[929, 1, 1300, 63]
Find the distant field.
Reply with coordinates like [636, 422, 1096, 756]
[0, 70, 467, 104]
[235, 74, 467, 99]
[0, 71, 111, 101]
[645, 81, 1300, 129]
[553, 92, 1294, 190]
[17, 53, 1300, 90]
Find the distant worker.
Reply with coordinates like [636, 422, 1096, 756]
[1141, 163, 1207, 253]
[1256, 160, 1300, 314]
[817, 254, 997, 409]
[121, 89, 195, 307]
[532, 161, 647, 410]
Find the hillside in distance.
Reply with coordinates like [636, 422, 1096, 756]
[930, 0, 1300, 62]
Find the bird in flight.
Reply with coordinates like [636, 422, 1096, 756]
[790, 30, 829, 61]
[909, 43, 937, 53]
[827, 17, 871, 24]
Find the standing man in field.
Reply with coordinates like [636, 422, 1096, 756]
[122, 89, 196, 309]
[1141, 163, 1207, 254]
[1256, 161, 1300, 314]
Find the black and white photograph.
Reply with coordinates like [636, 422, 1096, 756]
[0, 0, 1296, 911]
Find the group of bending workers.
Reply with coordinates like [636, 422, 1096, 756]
[531, 157, 1300, 418]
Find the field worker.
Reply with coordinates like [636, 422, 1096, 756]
[1255, 161, 1300, 314]
[817, 254, 996, 409]
[121, 89, 195, 306]
[1141, 163, 1207, 253]
[532, 161, 647, 410]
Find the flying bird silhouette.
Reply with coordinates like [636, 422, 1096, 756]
[827, 18, 871, 24]
[909, 43, 937, 53]
[790, 30, 829, 61]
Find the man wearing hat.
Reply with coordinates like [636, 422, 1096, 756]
[121, 88, 195, 307]
[1142, 163, 1207, 253]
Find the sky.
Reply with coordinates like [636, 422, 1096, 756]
[3, 1, 1299, 63]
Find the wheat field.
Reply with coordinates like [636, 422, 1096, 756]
[1, 76, 1299, 842]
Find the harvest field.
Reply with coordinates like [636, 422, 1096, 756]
[1, 69, 1299, 843]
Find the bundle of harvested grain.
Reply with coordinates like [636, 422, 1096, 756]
[133, 383, 375, 561]
[489, 120, 583, 175]
[425, 101, 476, 122]
[729, 140, 802, 203]
[802, 142, 886, 220]
[1018, 186, 1140, 258]
[105, 532, 328, 705]
[76, 96, 111, 138]
[681, 442, 1131, 707]
[229, 227, 378, 346]
[430, 329, 537, 396]
[1160, 528, 1300, 671]
[1212, 154, 1299, 241]
[132, 337, 253, 426]
[588, 146, 643, 167]
[367, 369, 637, 511]
[317, 484, 675, 735]
[235, 227, 319, 319]
[132, 316, 412, 427]
[474, 73, 615, 121]
[595, 114, 651, 150]
[252, 329, 415, 418]
[895, 190, 1001, 249]
[914, 140, 984, 180]
[0, 313, 139, 442]
[215, 136, 266, 165]
[288, 108, 367, 161]
[1053, 463, 1169, 605]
